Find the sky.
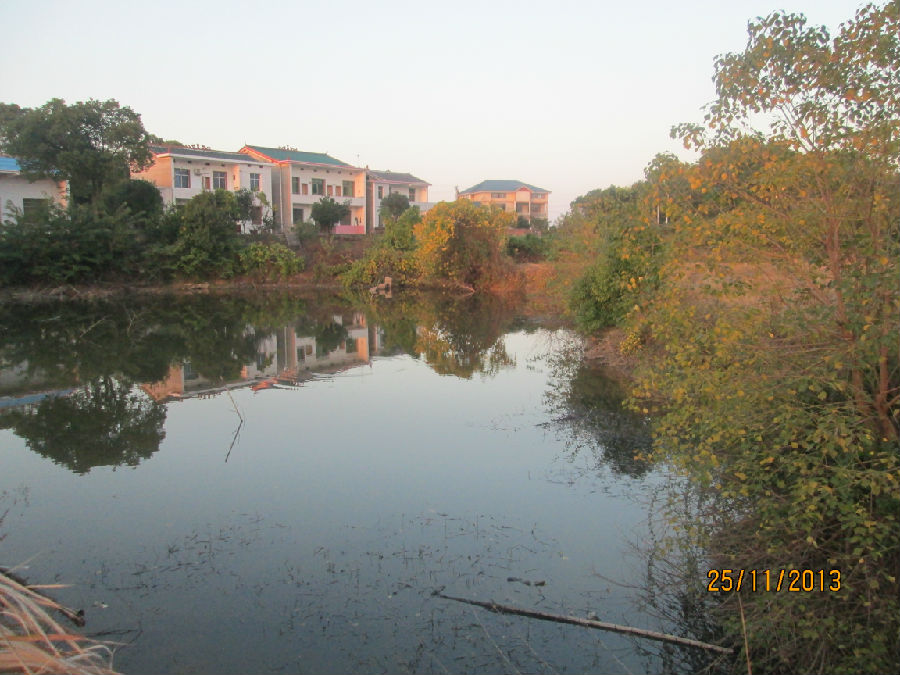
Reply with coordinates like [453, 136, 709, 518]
[0, 0, 869, 220]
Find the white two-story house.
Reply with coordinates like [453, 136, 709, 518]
[131, 145, 275, 233]
[365, 170, 432, 231]
[239, 145, 366, 234]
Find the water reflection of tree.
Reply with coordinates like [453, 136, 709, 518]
[0, 376, 166, 474]
[368, 292, 518, 379]
[0, 293, 320, 473]
[633, 478, 733, 675]
[544, 335, 652, 478]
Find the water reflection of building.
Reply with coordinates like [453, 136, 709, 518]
[0, 361, 78, 413]
[141, 313, 379, 402]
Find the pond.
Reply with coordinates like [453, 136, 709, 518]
[0, 292, 698, 674]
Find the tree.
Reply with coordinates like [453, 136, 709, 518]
[632, 5, 900, 672]
[379, 192, 410, 222]
[311, 197, 351, 231]
[101, 178, 163, 220]
[167, 190, 243, 278]
[384, 206, 420, 251]
[413, 199, 514, 288]
[0, 98, 153, 205]
[0, 376, 166, 474]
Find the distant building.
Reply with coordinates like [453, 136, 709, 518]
[366, 169, 432, 231]
[457, 180, 550, 224]
[240, 146, 366, 234]
[0, 156, 67, 220]
[130, 145, 275, 233]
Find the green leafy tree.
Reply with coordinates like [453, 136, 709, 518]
[384, 206, 420, 251]
[0, 98, 153, 205]
[101, 178, 163, 221]
[380, 192, 410, 222]
[167, 190, 243, 278]
[311, 197, 351, 231]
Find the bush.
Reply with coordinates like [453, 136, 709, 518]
[383, 207, 419, 251]
[506, 233, 548, 262]
[569, 227, 661, 332]
[293, 220, 319, 245]
[239, 242, 304, 280]
[341, 206, 422, 289]
[414, 200, 514, 288]
[101, 179, 163, 221]
[342, 246, 421, 289]
[0, 202, 141, 285]
[166, 190, 243, 279]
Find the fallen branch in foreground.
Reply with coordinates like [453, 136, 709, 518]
[434, 591, 733, 655]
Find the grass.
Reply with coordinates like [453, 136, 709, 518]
[1, 569, 117, 674]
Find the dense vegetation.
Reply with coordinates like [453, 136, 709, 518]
[564, 4, 899, 672]
[343, 199, 518, 291]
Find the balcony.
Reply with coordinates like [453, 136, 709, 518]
[291, 194, 365, 208]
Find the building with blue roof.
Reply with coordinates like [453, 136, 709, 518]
[0, 155, 68, 220]
[457, 180, 550, 224]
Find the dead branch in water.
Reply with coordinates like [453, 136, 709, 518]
[434, 591, 733, 655]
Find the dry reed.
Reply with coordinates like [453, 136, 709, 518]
[0, 569, 117, 675]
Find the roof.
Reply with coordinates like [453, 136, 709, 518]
[242, 145, 353, 167]
[368, 169, 430, 186]
[459, 180, 550, 195]
[150, 145, 265, 163]
[0, 156, 21, 173]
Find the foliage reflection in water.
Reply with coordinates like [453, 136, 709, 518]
[0, 292, 713, 674]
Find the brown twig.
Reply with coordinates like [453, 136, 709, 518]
[434, 591, 733, 655]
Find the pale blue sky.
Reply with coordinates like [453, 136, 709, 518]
[0, 0, 867, 219]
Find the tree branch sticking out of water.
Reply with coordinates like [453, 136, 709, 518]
[433, 591, 733, 655]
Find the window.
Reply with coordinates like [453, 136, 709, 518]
[408, 187, 416, 201]
[340, 211, 351, 226]
[516, 203, 529, 213]
[335, 186, 342, 197]
[491, 192, 506, 198]
[343, 180, 354, 198]
[292, 177, 300, 194]
[533, 193, 546, 199]
[250, 173, 260, 191]
[22, 198, 50, 217]
[312, 178, 324, 195]
[174, 168, 191, 188]
[377, 186, 384, 199]
[327, 185, 334, 197]
[213, 171, 227, 189]
[292, 207, 304, 225]
[251, 206, 262, 225]
[302, 183, 309, 195]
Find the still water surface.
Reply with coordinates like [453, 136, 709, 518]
[0, 292, 680, 674]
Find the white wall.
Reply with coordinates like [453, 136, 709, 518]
[0, 174, 66, 220]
